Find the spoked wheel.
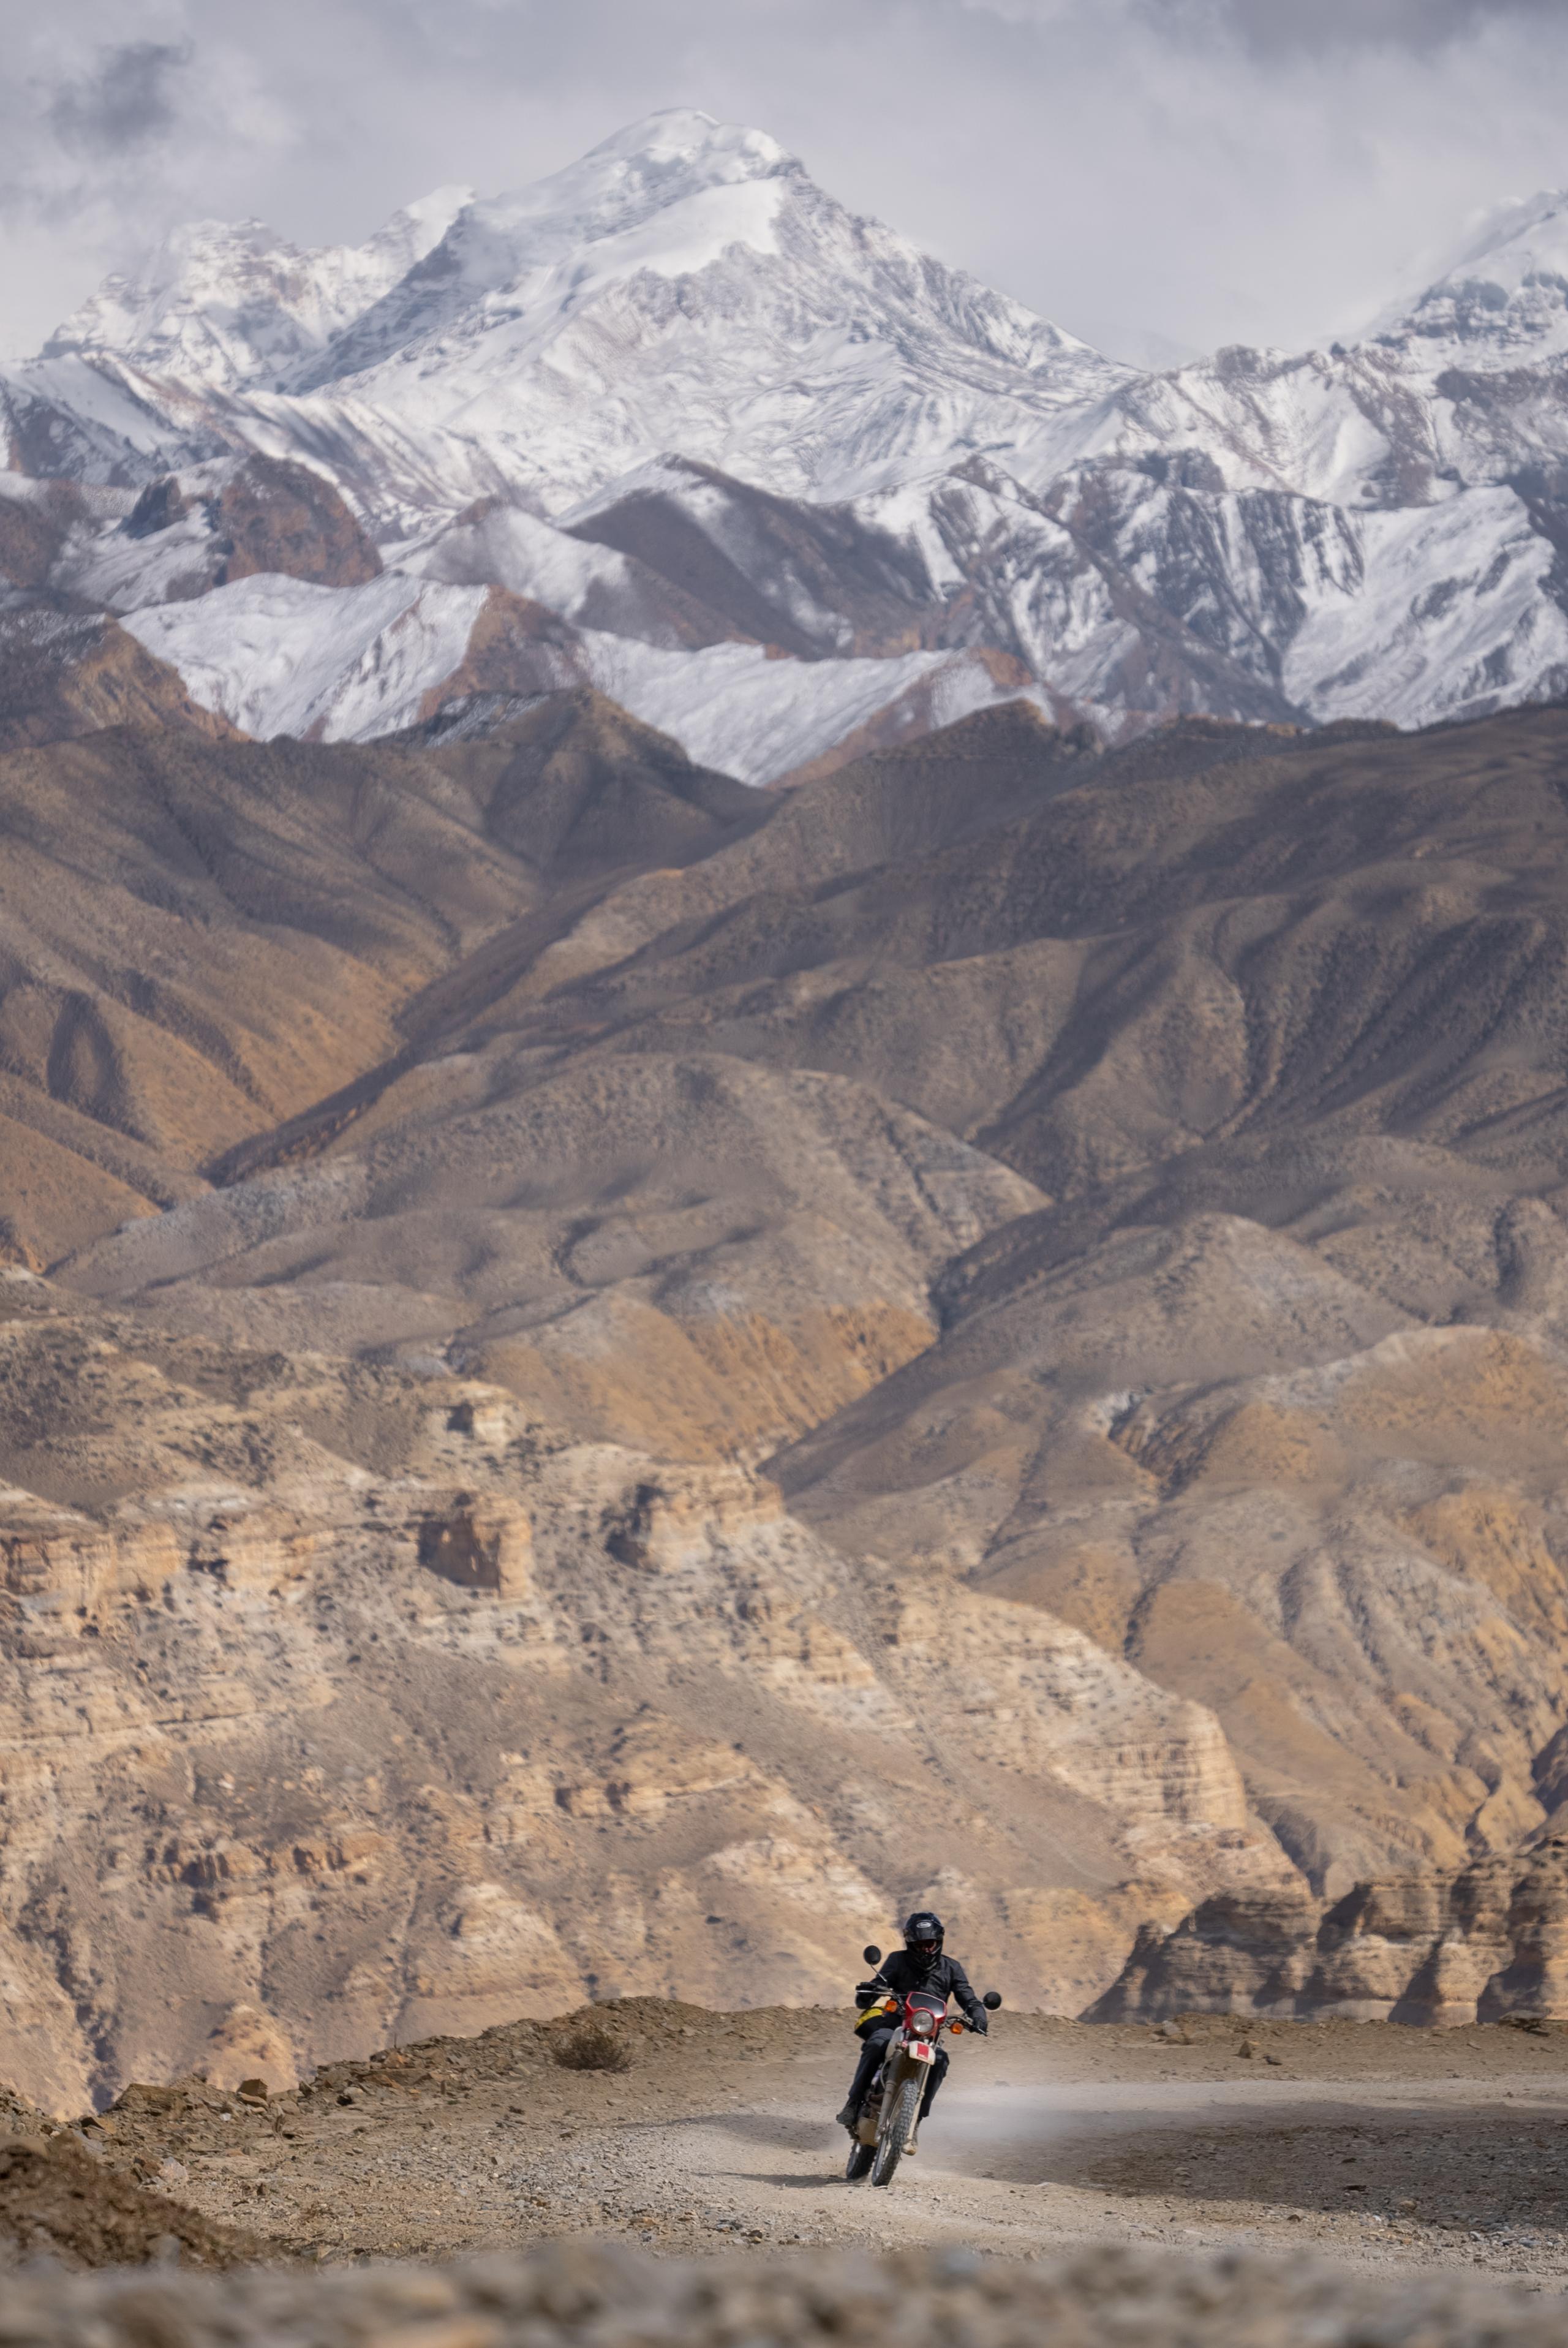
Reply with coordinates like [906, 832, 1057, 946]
[871, 2078, 921, 2187]
[844, 2140, 873, 2181]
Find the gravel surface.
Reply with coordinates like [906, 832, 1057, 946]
[11, 2003, 1568, 2291]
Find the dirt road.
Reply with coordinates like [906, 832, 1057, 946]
[59, 2006, 1568, 2286]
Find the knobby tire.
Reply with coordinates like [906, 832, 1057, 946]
[871, 2076, 921, 2187]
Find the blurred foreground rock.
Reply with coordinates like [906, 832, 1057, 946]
[2, 2242, 1566, 2347]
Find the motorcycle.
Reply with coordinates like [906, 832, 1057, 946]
[844, 1943, 1003, 2188]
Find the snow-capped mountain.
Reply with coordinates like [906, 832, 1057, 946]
[1362, 189, 1568, 369]
[4, 108, 1568, 772]
[44, 187, 473, 396]
[10, 111, 1126, 523]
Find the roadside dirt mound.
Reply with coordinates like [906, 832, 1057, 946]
[1, 2240, 1564, 2344]
[0, 2133, 258, 2271]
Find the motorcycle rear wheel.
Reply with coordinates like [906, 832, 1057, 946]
[844, 2141, 873, 2181]
[871, 2077, 921, 2187]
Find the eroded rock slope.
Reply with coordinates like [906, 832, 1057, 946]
[1092, 1840, 1568, 2026]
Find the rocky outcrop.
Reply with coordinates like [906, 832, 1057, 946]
[416, 1493, 532, 1597]
[111, 455, 388, 597]
[0, 480, 87, 592]
[605, 1467, 782, 1572]
[1088, 1842, 1568, 2025]
[0, 610, 238, 753]
[208, 454, 382, 590]
[411, 586, 584, 717]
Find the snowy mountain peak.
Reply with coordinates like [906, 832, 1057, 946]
[43, 187, 473, 392]
[31, 108, 1114, 506]
[251, 108, 1125, 508]
[1365, 186, 1568, 366]
[469, 107, 799, 251]
[285, 112, 806, 397]
[578, 107, 793, 177]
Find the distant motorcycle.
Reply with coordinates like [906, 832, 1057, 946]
[845, 1943, 1002, 2187]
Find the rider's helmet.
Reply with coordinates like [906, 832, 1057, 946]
[903, 1911, 944, 1963]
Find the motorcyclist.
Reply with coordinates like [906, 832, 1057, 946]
[835, 1911, 987, 2137]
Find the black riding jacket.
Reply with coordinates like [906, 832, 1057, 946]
[859, 1950, 986, 2028]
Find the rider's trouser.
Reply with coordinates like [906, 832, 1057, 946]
[847, 2028, 950, 2120]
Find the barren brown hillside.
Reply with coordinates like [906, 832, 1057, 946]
[8, 690, 1568, 2098]
[0, 693, 755, 1264]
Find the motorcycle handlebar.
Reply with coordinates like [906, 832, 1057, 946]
[855, 1993, 999, 2028]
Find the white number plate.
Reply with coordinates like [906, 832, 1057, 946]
[907, 2040, 933, 2063]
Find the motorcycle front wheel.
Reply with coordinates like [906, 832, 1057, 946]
[871, 2077, 921, 2187]
[844, 2140, 873, 2181]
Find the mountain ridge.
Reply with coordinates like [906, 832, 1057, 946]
[9, 109, 1568, 769]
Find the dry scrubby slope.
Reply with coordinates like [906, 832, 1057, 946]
[0, 691, 756, 1266]
[11, 691, 1568, 2096]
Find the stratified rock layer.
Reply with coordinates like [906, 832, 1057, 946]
[1090, 1841, 1568, 2024]
[0, 1276, 1282, 2114]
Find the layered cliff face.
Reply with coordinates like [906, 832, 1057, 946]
[1090, 1842, 1568, 2026]
[0, 1275, 1284, 2114]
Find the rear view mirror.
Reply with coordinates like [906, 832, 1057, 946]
[862, 1944, 882, 1965]
[983, 1990, 1002, 2010]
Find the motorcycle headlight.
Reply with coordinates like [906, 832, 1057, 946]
[910, 2010, 937, 2037]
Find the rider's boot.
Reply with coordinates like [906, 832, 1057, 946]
[835, 2100, 860, 2131]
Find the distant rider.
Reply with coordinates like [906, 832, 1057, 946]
[836, 1911, 987, 2135]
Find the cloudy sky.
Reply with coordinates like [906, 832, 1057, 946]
[1, 0, 1564, 365]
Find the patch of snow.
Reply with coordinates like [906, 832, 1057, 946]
[575, 630, 1020, 785]
[398, 501, 698, 644]
[120, 558, 1030, 782]
[1285, 486, 1568, 725]
[121, 571, 489, 741]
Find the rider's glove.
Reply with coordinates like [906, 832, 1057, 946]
[969, 2016, 988, 2034]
